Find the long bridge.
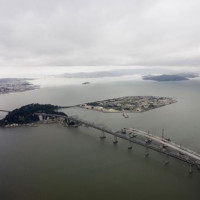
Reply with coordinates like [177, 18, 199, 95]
[36, 113, 200, 173]
[0, 109, 10, 113]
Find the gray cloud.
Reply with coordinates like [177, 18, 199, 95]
[0, 0, 200, 67]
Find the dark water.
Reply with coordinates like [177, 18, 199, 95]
[0, 80, 200, 199]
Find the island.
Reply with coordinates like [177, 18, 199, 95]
[0, 97, 177, 127]
[0, 104, 67, 127]
[142, 73, 198, 82]
[0, 78, 39, 94]
[80, 96, 176, 113]
[82, 82, 90, 85]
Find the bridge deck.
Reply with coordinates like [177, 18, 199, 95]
[127, 128, 200, 162]
[37, 113, 200, 168]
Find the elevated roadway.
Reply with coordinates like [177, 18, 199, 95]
[36, 113, 200, 171]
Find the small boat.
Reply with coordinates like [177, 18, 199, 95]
[122, 110, 129, 118]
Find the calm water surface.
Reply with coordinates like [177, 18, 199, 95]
[0, 80, 200, 200]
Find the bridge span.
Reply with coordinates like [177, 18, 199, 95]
[36, 113, 200, 173]
[0, 109, 10, 113]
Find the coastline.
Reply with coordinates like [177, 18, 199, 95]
[0, 78, 40, 95]
[0, 86, 40, 95]
[1, 120, 67, 128]
[78, 96, 178, 114]
[78, 101, 177, 113]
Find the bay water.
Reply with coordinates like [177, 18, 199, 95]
[0, 79, 200, 199]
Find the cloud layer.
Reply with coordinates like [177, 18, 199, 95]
[0, 0, 200, 67]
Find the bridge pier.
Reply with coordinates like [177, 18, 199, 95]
[113, 136, 118, 144]
[128, 141, 132, 150]
[34, 113, 200, 170]
[165, 154, 170, 165]
[100, 131, 106, 139]
[189, 164, 193, 174]
[145, 147, 149, 157]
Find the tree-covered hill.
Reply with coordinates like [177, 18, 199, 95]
[0, 103, 66, 126]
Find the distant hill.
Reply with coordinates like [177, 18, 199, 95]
[142, 74, 197, 82]
[60, 69, 165, 78]
[60, 69, 138, 78]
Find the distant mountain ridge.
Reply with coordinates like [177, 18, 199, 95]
[59, 68, 174, 78]
[60, 69, 142, 78]
[59, 69, 199, 81]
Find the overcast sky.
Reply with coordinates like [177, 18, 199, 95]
[0, 0, 200, 69]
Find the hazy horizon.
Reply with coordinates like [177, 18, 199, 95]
[1, 66, 200, 79]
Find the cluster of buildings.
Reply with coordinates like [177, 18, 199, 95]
[38, 114, 66, 124]
[81, 96, 176, 113]
[38, 114, 78, 127]
[5, 123, 36, 128]
[0, 79, 39, 94]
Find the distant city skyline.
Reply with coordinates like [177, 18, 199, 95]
[0, 0, 200, 71]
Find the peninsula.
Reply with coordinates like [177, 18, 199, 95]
[0, 78, 39, 94]
[80, 96, 176, 113]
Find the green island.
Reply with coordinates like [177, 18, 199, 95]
[80, 96, 177, 113]
[0, 104, 66, 127]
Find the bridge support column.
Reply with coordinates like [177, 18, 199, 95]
[189, 164, 193, 174]
[165, 154, 169, 165]
[145, 147, 149, 157]
[113, 136, 118, 144]
[128, 141, 132, 150]
[100, 131, 106, 139]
